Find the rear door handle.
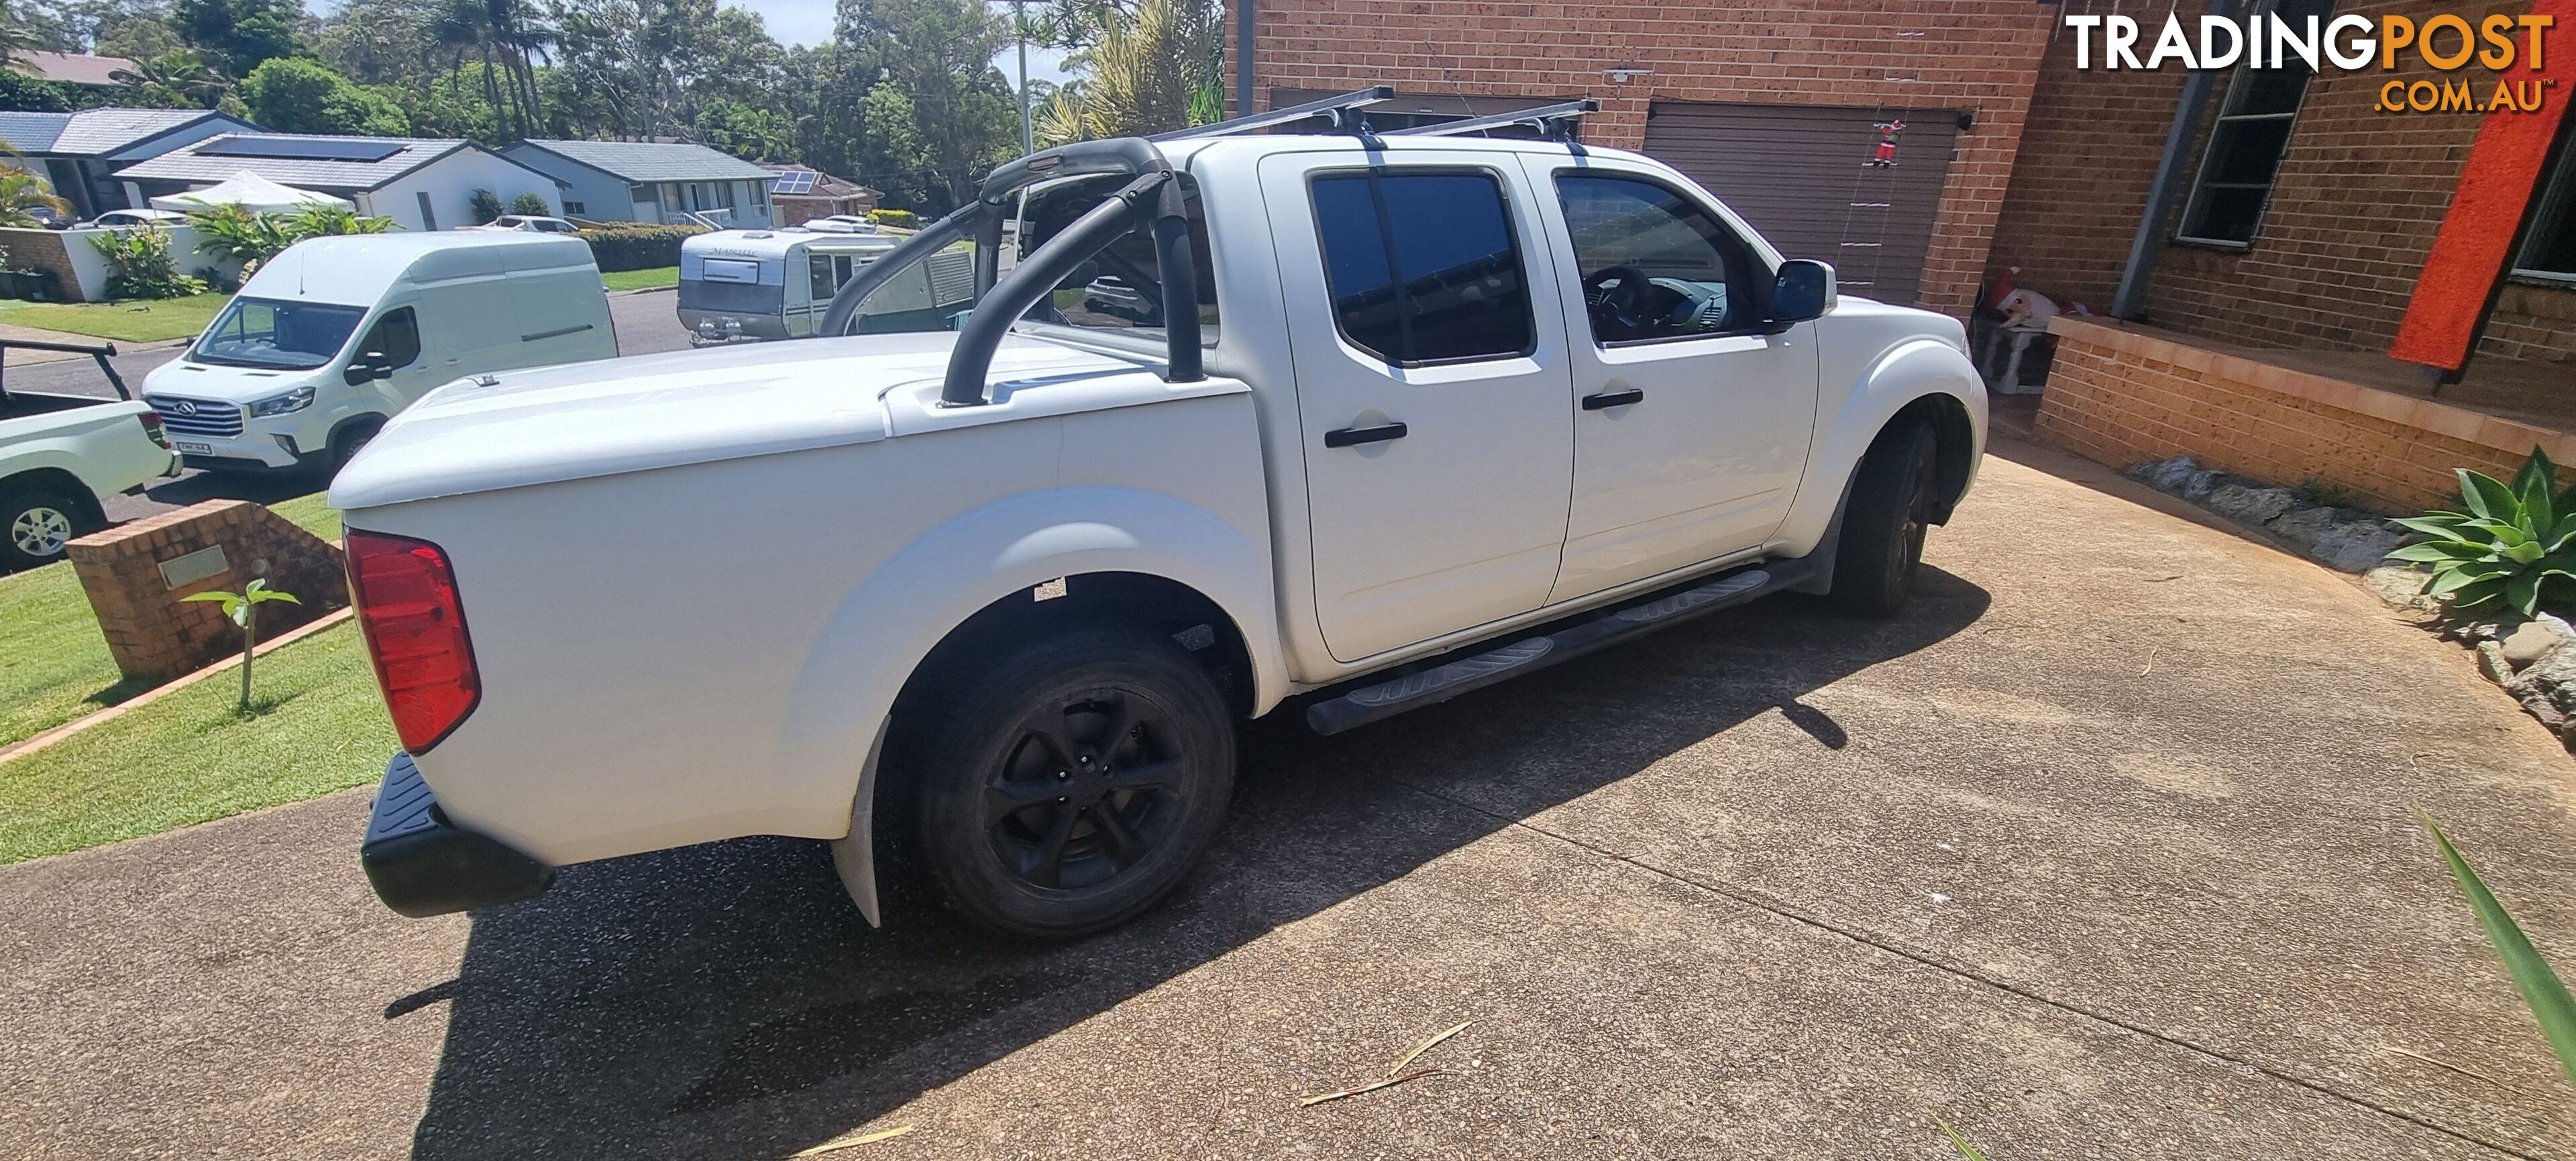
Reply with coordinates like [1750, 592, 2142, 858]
[1324, 421, 1408, 448]
[1582, 388, 1644, 411]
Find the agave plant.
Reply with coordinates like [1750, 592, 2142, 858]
[2387, 447, 2576, 615]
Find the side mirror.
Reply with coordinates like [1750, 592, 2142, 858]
[1769, 259, 1837, 325]
[344, 352, 394, 386]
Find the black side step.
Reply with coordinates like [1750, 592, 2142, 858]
[1304, 558, 1815, 735]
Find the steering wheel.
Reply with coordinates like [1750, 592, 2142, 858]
[1583, 264, 1655, 336]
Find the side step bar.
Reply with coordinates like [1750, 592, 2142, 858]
[1304, 558, 1816, 735]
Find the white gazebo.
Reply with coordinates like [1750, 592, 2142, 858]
[149, 171, 354, 214]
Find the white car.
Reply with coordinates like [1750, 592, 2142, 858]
[334, 94, 1986, 938]
[1, 387, 178, 570]
[799, 214, 879, 234]
[83, 208, 191, 229]
[142, 233, 615, 478]
[466, 215, 582, 234]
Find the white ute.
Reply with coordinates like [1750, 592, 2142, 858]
[335, 91, 1986, 938]
[0, 357, 178, 570]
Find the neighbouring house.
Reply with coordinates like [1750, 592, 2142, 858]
[6, 50, 140, 89]
[0, 107, 258, 219]
[112, 133, 566, 232]
[1984, 0, 2576, 513]
[1237, 0, 2061, 315]
[761, 163, 879, 228]
[502, 140, 777, 228]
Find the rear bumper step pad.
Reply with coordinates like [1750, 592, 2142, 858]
[360, 752, 555, 918]
[1305, 559, 1813, 735]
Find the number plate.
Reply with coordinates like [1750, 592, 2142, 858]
[174, 442, 213, 455]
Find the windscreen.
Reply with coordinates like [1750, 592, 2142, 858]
[191, 297, 368, 370]
[1014, 173, 1218, 340]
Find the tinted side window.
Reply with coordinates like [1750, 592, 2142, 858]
[1555, 174, 1757, 343]
[1311, 170, 1533, 366]
[360, 307, 421, 368]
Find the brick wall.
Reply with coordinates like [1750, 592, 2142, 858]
[1243, 0, 2059, 315]
[0, 227, 79, 301]
[66, 500, 350, 685]
[1990, 0, 2549, 362]
[2035, 317, 2563, 512]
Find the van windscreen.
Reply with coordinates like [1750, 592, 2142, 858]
[193, 297, 369, 370]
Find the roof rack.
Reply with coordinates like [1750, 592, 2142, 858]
[1384, 98, 1599, 139]
[1151, 86, 1397, 142]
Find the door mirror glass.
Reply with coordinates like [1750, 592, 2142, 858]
[1769, 260, 1835, 324]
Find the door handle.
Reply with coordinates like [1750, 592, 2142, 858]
[1324, 421, 1408, 448]
[1582, 388, 1645, 411]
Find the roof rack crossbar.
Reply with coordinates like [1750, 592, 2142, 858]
[1149, 85, 1397, 142]
[1383, 99, 1599, 139]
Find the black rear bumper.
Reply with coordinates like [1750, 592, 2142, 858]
[361, 753, 555, 917]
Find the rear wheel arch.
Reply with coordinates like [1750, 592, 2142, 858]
[0, 467, 105, 527]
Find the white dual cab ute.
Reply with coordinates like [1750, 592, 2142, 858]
[0, 347, 176, 570]
[141, 234, 614, 478]
[337, 89, 1986, 938]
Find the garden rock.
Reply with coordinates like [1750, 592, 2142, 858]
[2266, 505, 2337, 546]
[2130, 454, 2204, 493]
[2362, 565, 2433, 611]
[2206, 483, 2299, 525]
[2501, 616, 2575, 667]
[2310, 521, 2404, 574]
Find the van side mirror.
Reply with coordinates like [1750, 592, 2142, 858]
[1768, 259, 1836, 325]
[344, 352, 394, 387]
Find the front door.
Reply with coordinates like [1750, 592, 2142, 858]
[1521, 159, 1819, 603]
[1259, 150, 1576, 663]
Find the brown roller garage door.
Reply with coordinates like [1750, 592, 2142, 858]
[1642, 101, 1959, 305]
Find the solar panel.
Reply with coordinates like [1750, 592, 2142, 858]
[771, 170, 817, 195]
[197, 136, 406, 163]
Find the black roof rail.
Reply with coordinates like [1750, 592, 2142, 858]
[1383, 98, 1599, 139]
[1150, 85, 1396, 142]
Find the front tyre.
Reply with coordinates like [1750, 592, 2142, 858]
[1827, 421, 1939, 615]
[910, 627, 1236, 940]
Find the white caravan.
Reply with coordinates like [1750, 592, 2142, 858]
[678, 228, 972, 342]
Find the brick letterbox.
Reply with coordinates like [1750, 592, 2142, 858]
[66, 500, 349, 685]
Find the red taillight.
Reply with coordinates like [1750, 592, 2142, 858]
[138, 409, 171, 450]
[346, 530, 480, 752]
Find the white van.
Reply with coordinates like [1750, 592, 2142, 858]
[678, 228, 973, 342]
[142, 233, 616, 476]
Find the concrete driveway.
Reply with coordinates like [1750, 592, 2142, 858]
[3, 441, 2571, 1159]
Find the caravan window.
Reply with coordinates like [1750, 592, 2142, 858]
[808, 253, 859, 301]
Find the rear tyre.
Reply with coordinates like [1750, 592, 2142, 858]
[1827, 421, 1939, 615]
[0, 483, 95, 572]
[908, 626, 1236, 940]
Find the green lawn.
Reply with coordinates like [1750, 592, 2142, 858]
[602, 266, 680, 291]
[0, 620, 394, 864]
[0, 292, 230, 343]
[0, 493, 340, 749]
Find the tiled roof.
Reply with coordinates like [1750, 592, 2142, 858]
[113, 134, 478, 190]
[0, 108, 236, 157]
[512, 140, 775, 183]
[9, 50, 137, 86]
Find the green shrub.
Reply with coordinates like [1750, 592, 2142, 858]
[576, 225, 706, 272]
[89, 226, 207, 300]
[469, 188, 505, 225]
[186, 204, 396, 274]
[508, 192, 551, 216]
[867, 207, 918, 229]
[2390, 446, 2576, 615]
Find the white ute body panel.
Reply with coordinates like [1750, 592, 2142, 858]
[0, 397, 176, 513]
[333, 132, 1983, 877]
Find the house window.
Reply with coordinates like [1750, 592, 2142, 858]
[416, 191, 439, 232]
[563, 200, 586, 215]
[1309, 169, 1534, 366]
[2176, 0, 2334, 247]
[718, 181, 737, 210]
[2514, 131, 2576, 283]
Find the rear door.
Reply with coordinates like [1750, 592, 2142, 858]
[1258, 149, 1576, 663]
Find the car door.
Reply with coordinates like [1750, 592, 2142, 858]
[1259, 150, 1576, 663]
[352, 305, 434, 407]
[1520, 158, 1820, 605]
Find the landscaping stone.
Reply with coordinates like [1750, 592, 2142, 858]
[2477, 639, 2516, 685]
[2206, 483, 2299, 525]
[2502, 616, 2576, 667]
[2265, 505, 2338, 546]
[2309, 521, 2404, 573]
[2129, 454, 2203, 493]
[2361, 565, 2433, 611]
[2180, 468, 2224, 501]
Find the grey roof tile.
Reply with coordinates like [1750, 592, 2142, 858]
[512, 140, 775, 183]
[0, 108, 232, 156]
[113, 134, 474, 189]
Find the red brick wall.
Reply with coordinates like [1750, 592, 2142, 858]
[1242, 0, 2059, 316]
[66, 500, 349, 685]
[1990, 1, 2557, 364]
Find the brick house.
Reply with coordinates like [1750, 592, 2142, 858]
[761, 164, 879, 228]
[1236, 0, 2576, 513]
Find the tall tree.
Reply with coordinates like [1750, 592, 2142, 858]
[833, 0, 1016, 209]
[167, 0, 307, 78]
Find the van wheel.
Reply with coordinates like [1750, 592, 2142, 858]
[907, 626, 1235, 940]
[1827, 421, 1938, 615]
[1, 483, 95, 571]
[325, 419, 384, 479]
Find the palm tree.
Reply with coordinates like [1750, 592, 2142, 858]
[0, 170, 72, 229]
[1079, 0, 1223, 138]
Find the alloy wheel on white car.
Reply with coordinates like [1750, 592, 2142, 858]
[11, 503, 74, 559]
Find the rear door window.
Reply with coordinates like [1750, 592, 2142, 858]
[1309, 170, 1534, 366]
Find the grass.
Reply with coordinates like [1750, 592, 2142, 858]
[602, 266, 679, 291]
[0, 620, 394, 864]
[0, 291, 230, 343]
[0, 492, 340, 749]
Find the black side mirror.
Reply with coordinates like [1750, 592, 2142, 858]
[1769, 259, 1837, 324]
[345, 352, 394, 386]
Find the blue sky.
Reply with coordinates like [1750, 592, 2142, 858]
[727, 0, 1073, 83]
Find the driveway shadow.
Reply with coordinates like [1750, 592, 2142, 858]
[409, 568, 1990, 1159]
